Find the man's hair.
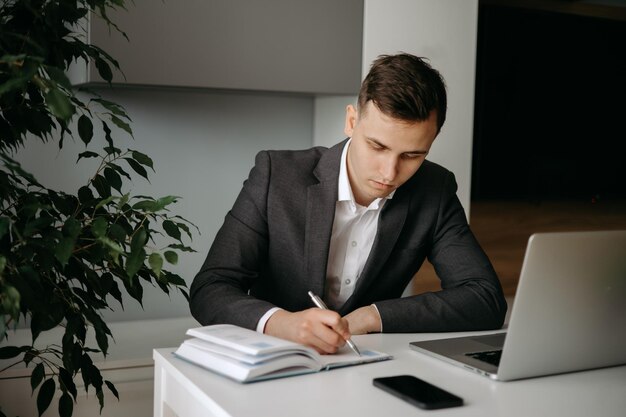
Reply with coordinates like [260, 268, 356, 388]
[358, 53, 447, 132]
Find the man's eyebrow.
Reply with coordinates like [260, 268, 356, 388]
[366, 137, 389, 149]
[366, 137, 429, 154]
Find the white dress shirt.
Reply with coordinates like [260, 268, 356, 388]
[324, 139, 393, 309]
[257, 140, 392, 332]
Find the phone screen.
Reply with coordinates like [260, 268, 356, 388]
[373, 375, 463, 410]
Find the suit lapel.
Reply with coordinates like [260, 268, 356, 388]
[304, 141, 345, 295]
[341, 187, 410, 312]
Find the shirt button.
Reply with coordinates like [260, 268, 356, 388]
[351, 241, 357, 247]
[345, 279, 351, 285]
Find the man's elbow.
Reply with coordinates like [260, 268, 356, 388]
[480, 291, 508, 330]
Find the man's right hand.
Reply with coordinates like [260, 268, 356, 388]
[264, 308, 351, 354]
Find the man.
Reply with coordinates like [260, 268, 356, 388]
[190, 54, 507, 354]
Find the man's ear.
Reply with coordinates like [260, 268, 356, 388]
[344, 104, 357, 137]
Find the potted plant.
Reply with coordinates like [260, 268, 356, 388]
[0, 1, 196, 416]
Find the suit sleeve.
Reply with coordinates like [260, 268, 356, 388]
[375, 172, 508, 332]
[189, 151, 277, 330]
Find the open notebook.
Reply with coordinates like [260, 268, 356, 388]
[175, 324, 391, 382]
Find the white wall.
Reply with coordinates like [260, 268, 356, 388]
[15, 88, 313, 322]
[15, 0, 480, 322]
[314, 0, 478, 216]
[313, 95, 357, 147]
[362, 0, 479, 217]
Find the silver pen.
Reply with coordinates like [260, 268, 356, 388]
[307, 291, 361, 356]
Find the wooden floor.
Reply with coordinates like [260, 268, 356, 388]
[411, 199, 626, 296]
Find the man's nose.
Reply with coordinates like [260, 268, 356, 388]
[380, 155, 398, 181]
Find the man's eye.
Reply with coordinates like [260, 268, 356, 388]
[402, 153, 421, 160]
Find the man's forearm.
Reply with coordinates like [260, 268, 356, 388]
[344, 305, 382, 334]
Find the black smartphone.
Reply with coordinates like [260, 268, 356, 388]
[373, 375, 464, 410]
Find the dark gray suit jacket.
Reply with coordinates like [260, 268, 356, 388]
[190, 141, 507, 333]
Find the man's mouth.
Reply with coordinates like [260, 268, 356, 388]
[371, 180, 394, 190]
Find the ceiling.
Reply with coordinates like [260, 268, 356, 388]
[480, 0, 626, 21]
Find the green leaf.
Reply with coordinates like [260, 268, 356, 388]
[103, 167, 122, 192]
[92, 174, 111, 198]
[132, 200, 156, 212]
[154, 196, 178, 211]
[108, 223, 127, 241]
[148, 252, 163, 278]
[37, 378, 56, 417]
[109, 281, 123, 306]
[91, 217, 108, 238]
[95, 195, 115, 210]
[131, 228, 147, 253]
[78, 186, 95, 204]
[164, 250, 178, 265]
[0, 75, 28, 95]
[88, 314, 111, 356]
[117, 193, 130, 209]
[168, 243, 196, 253]
[55, 236, 75, 266]
[79, 353, 93, 391]
[102, 143, 122, 155]
[93, 98, 127, 118]
[125, 157, 149, 180]
[126, 228, 147, 279]
[176, 221, 193, 240]
[31, 305, 64, 340]
[63, 325, 81, 372]
[105, 380, 119, 400]
[122, 274, 144, 304]
[12, 266, 40, 316]
[54, 217, 82, 266]
[109, 162, 132, 181]
[163, 220, 181, 241]
[58, 392, 73, 417]
[77, 115, 94, 145]
[165, 273, 186, 286]
[59, 367, 77, 399]
[77, 150, 100, 162]
[43, 65, 72, 90]
[96, 387, 105, 412]
[25, 109, 53, 137]
[23, 348, 38, 366]
[110, 114, 132, 136]
[98, 236, 123, 256]
[94, 321, 112, 354]
[130, 150, 154, 171]
[95, 57, 113, 82]
[49, 192, 77, 216]
[23, 214, 54, 237]
[30, 363, 45, 393]
[0, 217, 10, 239]
[71, 343, 83, 372]
[0, 345, 27, 359]
[45, 87, 75, 121]
[102, 121, 114, 149]
[45, 66, 72, 90]
[63, 217, 81, 239]
[126, 248, 146, 280]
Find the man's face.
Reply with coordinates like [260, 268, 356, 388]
[344, 101, 438, 207]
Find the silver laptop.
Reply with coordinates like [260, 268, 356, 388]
[410, 230, 626, 381]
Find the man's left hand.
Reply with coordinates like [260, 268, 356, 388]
[344, 305, 382, 334]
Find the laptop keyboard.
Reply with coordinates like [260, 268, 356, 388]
[466, 350, 502, 366]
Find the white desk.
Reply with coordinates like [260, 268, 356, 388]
[153, 331, 626, 417]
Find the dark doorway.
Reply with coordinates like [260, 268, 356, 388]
[472, 4, 626, 203]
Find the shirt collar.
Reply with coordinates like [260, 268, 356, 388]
[338, 139, 394, 211]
